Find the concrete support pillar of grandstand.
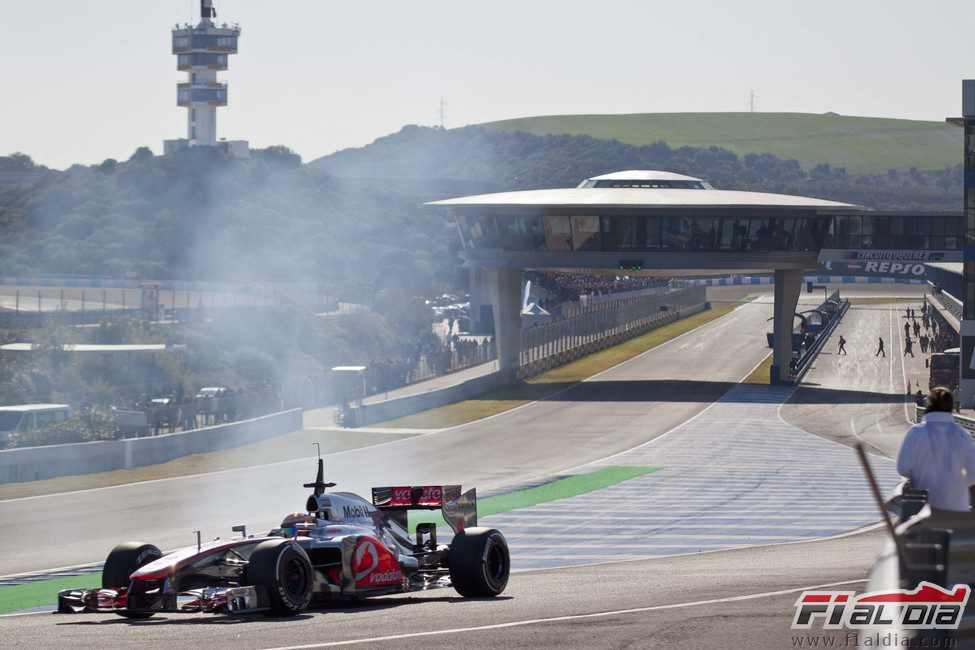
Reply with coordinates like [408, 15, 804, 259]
[770, 268, 803, 384]
[469, 267, 491, 334]
[487, 267, 523, 381]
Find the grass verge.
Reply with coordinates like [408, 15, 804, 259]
[409, 465, 662, 532]
[742, 353, 773, 385]
[0, 574, 95, 615]
[378, 301, 744, 429]
[0, 428, 417, 502]
[0, 465, 662, 614]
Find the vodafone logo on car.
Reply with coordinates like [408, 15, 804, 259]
[353, 538, 403, 587]
[392, 487, 411, 506]
[418, 486, 442, 506]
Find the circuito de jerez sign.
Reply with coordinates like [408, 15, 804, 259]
[817, 249, 958, 278]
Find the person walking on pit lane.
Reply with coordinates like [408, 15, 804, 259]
[838, 335, 847, 355]
[876, 336, 886, 357]
[904, 321, 911, 339]
[904, 337, 915, 358]
[898, 387, 975, 511]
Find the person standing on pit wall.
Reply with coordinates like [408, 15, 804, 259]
[876, 336, 886, 357]
[838, 335, 848, 355]
[898, 387, 975, 511]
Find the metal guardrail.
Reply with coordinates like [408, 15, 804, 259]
[791, 292, 849, 384]
[518, 287, 708, 379]
[912, 405, 975, 436]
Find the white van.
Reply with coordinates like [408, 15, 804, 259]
[0, 404, 71, 448]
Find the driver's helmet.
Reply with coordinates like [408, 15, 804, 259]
[280, 512, 316, 537]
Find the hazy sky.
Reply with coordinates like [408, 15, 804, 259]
[2, 0, 973, 169]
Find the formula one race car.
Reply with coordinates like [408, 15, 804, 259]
[56, 458, 509, 617]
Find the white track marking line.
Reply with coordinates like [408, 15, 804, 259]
[260, 578, 868, 650]
[2, 299, 765, 506]
[895, 307, 911, 423]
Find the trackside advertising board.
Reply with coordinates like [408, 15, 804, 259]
[818, 249, 959, 278]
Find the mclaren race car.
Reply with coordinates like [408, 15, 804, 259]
[56, 458, 509, 617]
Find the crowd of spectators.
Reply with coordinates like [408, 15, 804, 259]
[135, 383, 283, 436]
[364, 336, 495, 396]
[528, 272, 668, 308]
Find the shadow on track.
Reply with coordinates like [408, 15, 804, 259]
[545, 379, 906, 405]
[54, 595, 513, 627]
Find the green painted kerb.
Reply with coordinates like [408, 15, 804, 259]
[0, 574, 96, 615]
[0, 465, 663, 615]
[409, 465, 663, 531]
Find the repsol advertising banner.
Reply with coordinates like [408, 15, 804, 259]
[818, 250, 959, 278]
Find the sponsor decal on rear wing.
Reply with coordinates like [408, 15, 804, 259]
[372, 485, 462, 509]
[372, 485, 477, 532]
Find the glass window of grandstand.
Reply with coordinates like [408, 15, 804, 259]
[887, 215, 905, 248]
[645, 216, 662, 249]
[543, 216, 572, 250]
[768, 219, 796, 250]
[570, 216, 600, 251]
[601, 216, 641, 251]
[499, 215, 545, 250]
[868, 217, 889, 249]
[719, 218, 750, 251]
[792, 218, 818, 251]
[468, 215, 502, 248]
[661, 216, 692, 251]
[904, 214, 923, 248]
[746, 218, 774, 250]
[832, 215, 861, 249]
[946, 215, 962, 250]
[593, 180, 706, 189]
[860, 216, 875, 249]
[691, 217, 718, 251]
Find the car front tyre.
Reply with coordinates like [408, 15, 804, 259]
[102, 542, 163, 619]
[244, 539, 314, 616]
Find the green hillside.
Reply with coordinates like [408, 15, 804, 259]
[482, 112, 961, 174]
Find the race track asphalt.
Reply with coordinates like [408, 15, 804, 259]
[0, 529, 884, 648]
[780, 300, 926, 458]
[0, 293, 917, 648]
[0, 298, 776, 576]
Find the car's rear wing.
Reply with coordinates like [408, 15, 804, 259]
[371, 485, 477, 533]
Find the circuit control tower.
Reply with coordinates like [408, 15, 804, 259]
[163, 0, 248, 156]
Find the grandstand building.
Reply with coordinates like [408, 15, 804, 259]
[428, 170, 961, 383]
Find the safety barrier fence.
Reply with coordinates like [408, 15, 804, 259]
[0, 408, 303, 484]
[517, 286, 708, 380]
[912, 406, 975, 436]
[674, 275, 923, 287]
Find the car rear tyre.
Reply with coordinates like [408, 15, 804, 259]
[448, 528, 509, 597]
[102, 542, 163, 619]
[244, 539, 314, 616]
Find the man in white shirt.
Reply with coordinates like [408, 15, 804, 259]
[897, 387, 975, 512]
